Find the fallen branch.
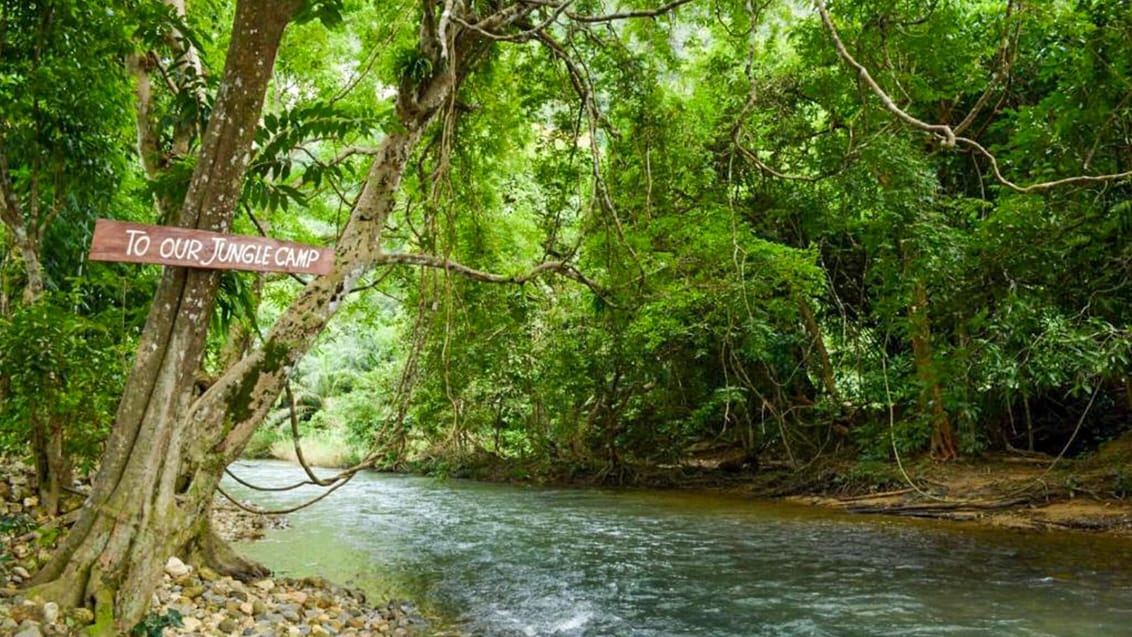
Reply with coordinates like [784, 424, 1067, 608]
[835, 488, 915, 502]
[845, 497, 1033, 516]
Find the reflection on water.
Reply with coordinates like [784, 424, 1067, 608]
[227, 460, 1132, 636]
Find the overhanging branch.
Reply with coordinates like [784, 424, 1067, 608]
[375, 251, 608, 299]
[815, 0, 955, 147]
[566, 0, 697, 23]
[451, 0, 698, 41]
[731, 0, 852, 181]
[815, 0, 1132, 193]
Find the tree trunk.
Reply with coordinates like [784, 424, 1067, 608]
[796, 293, 840, 405]
[0, 176, 46, 305]
[1, 137, 66, 511]
[29, 416, 69, 516]
[908, 281, 958, 460]
[29, 1, 475, 631]
[28, 2, 301, 632]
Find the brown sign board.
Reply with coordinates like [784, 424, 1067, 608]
[88, 219, 333, 275]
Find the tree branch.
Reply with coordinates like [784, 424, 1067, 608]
[815, 0, 955, 147]
[731, 0, 852, 181]
[327, 144, 381, 166]
[466, 0, 560, 36]
[375, 251, 608, 298]
[952, 0, 1018, 136]
[452, 0, 696, 41]
[815, 0, 1132, 193]
[449, 2, 570, 43]
[533, 28, 646, 283]
[566, 0, 697, 23]
[958, 136, 1132, 194]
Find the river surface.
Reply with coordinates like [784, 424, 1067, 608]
[226, 460, 1132, 636]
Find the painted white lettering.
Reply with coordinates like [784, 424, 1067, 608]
[201, 238, 224, 266]
[185, 239, 203, 262]
[302, 249, 320, 267]
[125, 229, 150, 256]
[239, 243, 257, 264]
[157, 237, 203, 261]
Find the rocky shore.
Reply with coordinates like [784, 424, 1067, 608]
[0, 460, 429, 636]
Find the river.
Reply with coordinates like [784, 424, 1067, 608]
[226, 460, 1132, 636]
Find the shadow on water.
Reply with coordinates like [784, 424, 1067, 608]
[227, 460, 1132, 637]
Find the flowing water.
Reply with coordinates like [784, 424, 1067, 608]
[226, 460, 1132, 636]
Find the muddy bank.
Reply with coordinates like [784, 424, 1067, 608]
[777, 452, 1132, 534]
[407, 445, 1132, 536]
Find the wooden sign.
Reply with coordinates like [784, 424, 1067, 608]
[88, 219, 333, 275]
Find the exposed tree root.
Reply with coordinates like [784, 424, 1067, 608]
[185, 523, 270, 581]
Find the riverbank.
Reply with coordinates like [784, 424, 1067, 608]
[251, 420, 1132, 535]
[775, 452, 1132, 534]
[220, 457, 1132, 637]
[391, 439, 1132, 537]
[0, 460, 429, 636]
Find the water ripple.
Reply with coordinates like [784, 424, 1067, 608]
[229, 461, 1132, 637]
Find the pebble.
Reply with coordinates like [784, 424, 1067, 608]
[0, 459, 432, 636]
[156, 572, 429, 636]
[166, 556, 193, 578]
[13, 623, 43, 637]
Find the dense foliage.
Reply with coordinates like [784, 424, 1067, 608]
[3, 0, 1130, 489]
[348, 0, 1132, 475]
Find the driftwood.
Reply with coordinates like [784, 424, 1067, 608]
[845, 497, 1033, 516]
[836, 488, 915, 502]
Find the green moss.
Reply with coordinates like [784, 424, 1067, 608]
[84, 588, 116, 637]
[228, 339, 292, 425]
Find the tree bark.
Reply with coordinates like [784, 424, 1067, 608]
[28, 2, 301, 632]
[1, 143, 65, 512]
[28, 416, 70, 516]
[796, 293, 840, 405]
[908, 280, 958, 460]
[28, 1, 480, 631]
[0, 151, 46, 304]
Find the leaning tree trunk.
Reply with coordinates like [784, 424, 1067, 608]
[28, 1, 301, 632]
[29, 0, 477, 630]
